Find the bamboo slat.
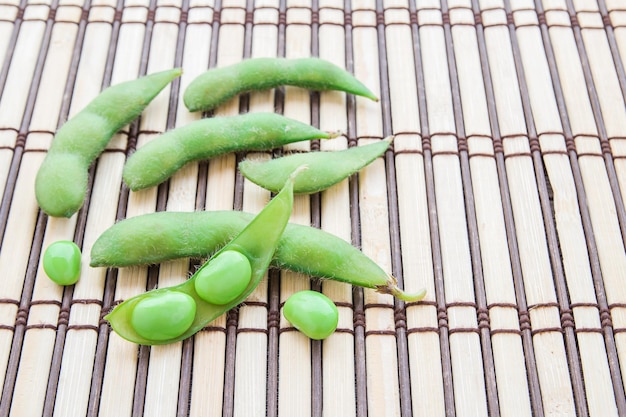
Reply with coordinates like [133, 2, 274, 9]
[0, 1, 21, 75]
[317, 4, 356, 415]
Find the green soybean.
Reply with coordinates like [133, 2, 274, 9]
[183, 57, 378, 113]
[43, 240, 82, 286]
[105, 168, 299, 345]
[239, 136, 393, 194]
[194, 250, 252, 305]
[122, 112, 335, 191]
[91, 211, 425, 302]
[283, 290, 338, 340]
[130, 292, 196, 341]
[35, 68, 182, 217]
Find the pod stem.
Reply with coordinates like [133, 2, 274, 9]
[376, 274, 427, 302]
[326, 130, 343, 139]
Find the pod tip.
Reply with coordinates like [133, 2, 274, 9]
[290, 165, 309, 180]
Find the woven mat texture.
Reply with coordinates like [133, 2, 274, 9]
[0, 0, 625, 416]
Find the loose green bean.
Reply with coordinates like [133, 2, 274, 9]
[43, 240, 82, 286]
[283, 290, 338, 340]
[105, 168, 299, 345]
[35, 68, 182, 217]
[183, 58, 378, 113]
[91, 211, 425, 302]
[239, 136, 392, 194]
[122, 112, 335, 191]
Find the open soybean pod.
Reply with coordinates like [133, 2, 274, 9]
[122, 112, 336, 191]
[183, 57, 378, 113]
[35, 68, 182, 218]
[105, 167, 300, 345]
[239, 136, 393, 194]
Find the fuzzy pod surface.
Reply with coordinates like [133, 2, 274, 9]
[183, 57, 378, 112]
[35, 68, 182, 217]
[239, 136, 393, 194]
[122, 112, 335, 191]
[91, 210, 425, 302]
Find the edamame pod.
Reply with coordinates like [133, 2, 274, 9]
[122, 112, 336, 191]
[183, 57, 378, 112]
[105, 168, 300, 345]
[239, 136, 392, 194]
[91, 211, 425, 302]
[35, 68, 182, 217]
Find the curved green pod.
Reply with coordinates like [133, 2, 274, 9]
[122, 112, 335, 191]
[105, 169, 298, 345]
[35, 68, 182, 217]
[91, 210, 425, 302]
[239, 136, 392, 194]
[183, 57, 378, 113]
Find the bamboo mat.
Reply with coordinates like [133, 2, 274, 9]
[0, 0, 625, 416]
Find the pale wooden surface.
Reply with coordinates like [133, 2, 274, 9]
[0, 1, 625, 416]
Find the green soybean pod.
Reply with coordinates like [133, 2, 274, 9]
[283, 290, 338, 340]
[122, 112, 336, 191]
[104, 168, 299, 345]
[35, 68, 182, 217]
[90, 211, 425, 302]
[183, 57, 378, 113]
[239, 136, 392, 194]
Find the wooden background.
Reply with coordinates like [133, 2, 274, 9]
[0, 0, 625, 416]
